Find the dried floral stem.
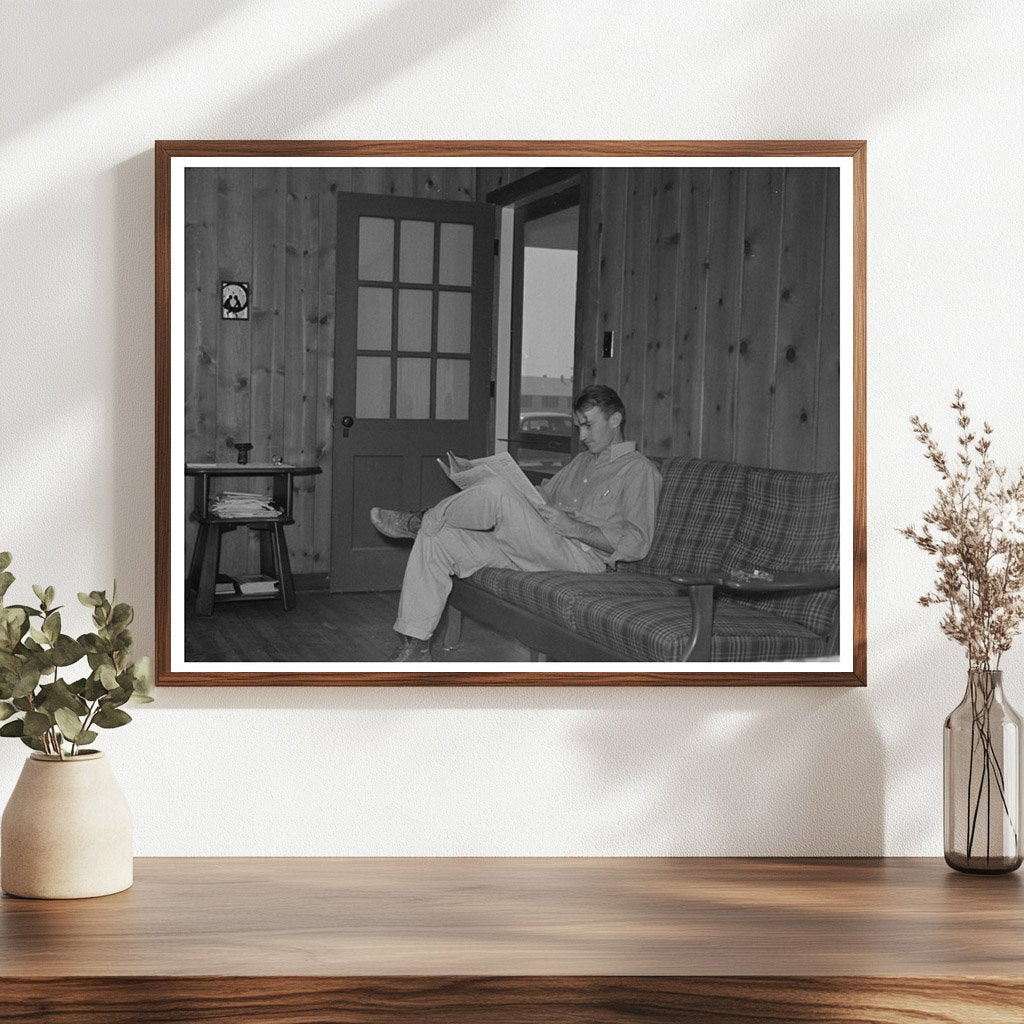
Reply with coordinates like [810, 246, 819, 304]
[965, 674, 1018, 857]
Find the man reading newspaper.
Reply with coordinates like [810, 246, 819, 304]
[370, 385, 662, 662]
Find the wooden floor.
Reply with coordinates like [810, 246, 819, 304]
[184, 590, 531, 663]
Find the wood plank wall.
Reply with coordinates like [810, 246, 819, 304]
[183, 167, 478, 580]
[574, 166, 840, 472]
[184, 164, 838, 583]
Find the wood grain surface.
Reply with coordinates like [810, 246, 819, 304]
[0, 856, 1012, 977]
[2, 857, 1021, 1022]
[1, 976, 1022, 1024]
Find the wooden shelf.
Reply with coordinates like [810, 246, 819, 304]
[1, 857, 1021, 1022]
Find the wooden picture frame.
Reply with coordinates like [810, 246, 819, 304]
[156, 141, 866, 686]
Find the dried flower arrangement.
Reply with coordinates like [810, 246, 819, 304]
[901, 391, 1024, 670]
[903, 391, 1024, 870]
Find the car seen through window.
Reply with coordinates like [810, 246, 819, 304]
[519, 413, 573, 436]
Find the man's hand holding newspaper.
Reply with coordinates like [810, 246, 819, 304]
[436, 450, 547, 508]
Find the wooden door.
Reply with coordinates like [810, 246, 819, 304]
[331, 193, 494, 592]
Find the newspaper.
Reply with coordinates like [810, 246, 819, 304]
[209, 491, 282, 519]
[436, 450, 546, 508]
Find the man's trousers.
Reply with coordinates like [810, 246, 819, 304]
[393, 477, 606, 641]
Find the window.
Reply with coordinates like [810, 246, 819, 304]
[354, 214, 475, 422]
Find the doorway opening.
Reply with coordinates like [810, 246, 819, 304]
[507, 185, 580, 480]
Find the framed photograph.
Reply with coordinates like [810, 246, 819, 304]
[156, 141, 865, 686]
[220, 281, 250, 320]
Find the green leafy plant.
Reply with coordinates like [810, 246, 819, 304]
[0, 552, 153, 759]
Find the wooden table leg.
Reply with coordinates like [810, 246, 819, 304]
[271, 522, 296, 611]
[188, 522, 209, 595]
[257, 525, 276, 577]
[195, 525, 223, 616]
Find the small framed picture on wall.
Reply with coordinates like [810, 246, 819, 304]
[221, 281, 250, 320]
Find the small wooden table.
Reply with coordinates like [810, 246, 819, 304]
[186, 463, 321, 616]
[1, 857, 1021, 1022]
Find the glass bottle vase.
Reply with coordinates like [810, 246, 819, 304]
[944, 669, 1023, 873]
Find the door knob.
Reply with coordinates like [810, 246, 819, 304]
[340, 415, 355, 438]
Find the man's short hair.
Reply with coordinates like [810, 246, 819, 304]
[574, 384, 626, 425]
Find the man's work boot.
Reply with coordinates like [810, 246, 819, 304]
[386, 634, 432, 662]
[370, 507, 424, 540]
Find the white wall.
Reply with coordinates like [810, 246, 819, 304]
[2, 0, 1022, 855]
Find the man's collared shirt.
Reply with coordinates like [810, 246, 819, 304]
[539, 441, 661, 566]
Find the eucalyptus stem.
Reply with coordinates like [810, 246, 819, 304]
[53, 664, 65, 760]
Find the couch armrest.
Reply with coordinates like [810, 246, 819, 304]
[670, 570, 839, 595]
[669, 571, 840, 661]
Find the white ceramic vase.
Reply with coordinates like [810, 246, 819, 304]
[1, 751, 133, 899]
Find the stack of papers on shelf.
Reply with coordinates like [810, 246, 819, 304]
[215, 578, 281, 596]
[210, 491, 281, 519]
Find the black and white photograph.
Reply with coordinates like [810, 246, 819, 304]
[157, 144, 864, 685]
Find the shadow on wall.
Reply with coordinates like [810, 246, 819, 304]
[879, 630, 978, 857]
[571, 687, 885, 856]
[191, 0, 505, 138]
[2, 0, 505, 142]
[137, 682, 884, 856]
[730, 1, 972, 133]
[0, 2, 243, 139]
[113, 151, 158, 659]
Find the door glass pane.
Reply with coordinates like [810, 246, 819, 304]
[396, 358, 431, 419]
[399, 220, 434, 284]
[357, 287, 392, 350]
[436, 359, 469, 419]
[397, 289, 432, 352]
[356, 356, 391, 418]
[439, 223, 473, 286]
[358, 217, 394, 281]
[437, 291, 471, 353]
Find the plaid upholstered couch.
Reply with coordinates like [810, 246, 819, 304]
[444, 457, 841, 662]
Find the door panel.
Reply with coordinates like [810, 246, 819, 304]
[331, 193, 494, 592]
